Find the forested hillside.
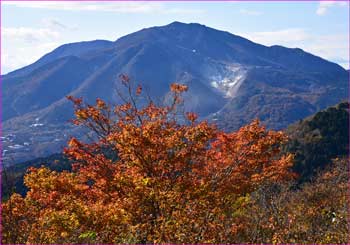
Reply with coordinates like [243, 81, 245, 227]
[285, 101, 349, 181]
[3, 101, 348, 199]
[2, 80, 349, 243]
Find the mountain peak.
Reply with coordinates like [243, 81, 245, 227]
[2, 22, 348, 163]
[167, 21, 186, 26]
[167, 21, 206, 28]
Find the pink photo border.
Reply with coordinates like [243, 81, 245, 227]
[0, 0, 349, 244]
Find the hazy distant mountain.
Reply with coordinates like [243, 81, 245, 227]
[2, 21, 348, 164]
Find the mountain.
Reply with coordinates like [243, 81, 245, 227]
[3, 102, 348, 200]
[284, 101, 349, 182]
[2, 21, 348, 164]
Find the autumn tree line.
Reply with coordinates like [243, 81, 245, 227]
[2, 75, 349, 244]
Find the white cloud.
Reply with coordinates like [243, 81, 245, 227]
[3, 27, 60, 43]
[41, 18, 78, 31]
[2, 42, 61, 73]
[238, 28, 349, 69]
[1, 13, 84, 74]
[1, 2, 207, 74]
[303, 34, 349, 68]
[3, 1, 205, 15]
[239, 9, 263, 16]
[316, 1, 348, 15]
[239, 28, 310, 46]
[1, 21, 66, 73]
[42, 18, 67, 30]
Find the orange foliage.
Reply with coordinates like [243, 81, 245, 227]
[2, 75, 295, 243]
[245, 158, 349, 244]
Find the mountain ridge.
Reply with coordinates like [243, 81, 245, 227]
[2, 21, 348, 164]
[4, 22, 346, 77]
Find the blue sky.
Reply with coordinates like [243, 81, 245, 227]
[2, 1, 349, 74]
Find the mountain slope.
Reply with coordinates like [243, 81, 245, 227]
[4, 40, 114, 79]
[284, 101, 349, 181]
[2, 21, 348, 164]
[3, 101, 348, 200]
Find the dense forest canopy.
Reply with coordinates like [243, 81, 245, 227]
[285, 101, 349, 181]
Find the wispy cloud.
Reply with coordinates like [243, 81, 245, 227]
[316, 1, 347, 16]
[239, 9, 263, 16]
[240, 28, 310, 45]
[3, 1, 205, 15]
[238, 28, 349, 68]
[2, 19, 69, 73]
[3, 27, 60, 43]
[42, 18, 67, 30]
[41, 18, 78, 31]
[304, 34, 349, 68]
[2, 25, 62, 73]
[2, 42, 61, 73]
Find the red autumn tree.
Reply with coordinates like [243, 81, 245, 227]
[2, 75, 295, 244]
